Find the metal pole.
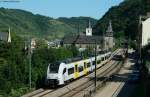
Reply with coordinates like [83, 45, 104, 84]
[28, 39, 32, 89]
[94, 40, 97, 92]
[139, 16, 142, 65]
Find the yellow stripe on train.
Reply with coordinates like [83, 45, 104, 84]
[83, 62, 88, 75]
[74, 64, 79, 79]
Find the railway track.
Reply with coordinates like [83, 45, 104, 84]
[57, 61, 123, 97]
[21, 89, 54, 97]
[31, 61, 115, 97]
[74, 62, 123, 97]
[41, 59, 123, 97]
[30, 89, 54, 97]
[22, 49, 123, 97]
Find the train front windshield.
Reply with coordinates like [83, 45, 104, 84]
[49, 63, 60, 73]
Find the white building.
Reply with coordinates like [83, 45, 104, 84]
[86, 20, 92, 36]
[31, 38, 36, 50]
[47, 39, 61, 48]
[8, 27, 11, 43]
[141, 17, 150, 46]
[0, 27, 11, 43]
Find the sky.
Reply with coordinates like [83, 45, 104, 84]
[0, 0, 124, 19]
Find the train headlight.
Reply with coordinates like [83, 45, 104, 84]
[47, 75, 58, 79]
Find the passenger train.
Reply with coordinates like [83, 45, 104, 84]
[46, 52, 111, 87]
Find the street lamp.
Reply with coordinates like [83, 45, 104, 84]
[94, 39, 97, 92]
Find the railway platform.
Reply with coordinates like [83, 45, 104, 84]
[94, 49, 137, 97]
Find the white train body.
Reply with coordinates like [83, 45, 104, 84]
[46, 52, 111, 86]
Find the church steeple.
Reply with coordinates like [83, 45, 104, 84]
[86, 20, 92, 36]
[104, 20, 115, 51]
[8, 27, 11, 43]
[88, 20, 91, 28]
[106, 20, 113, 37]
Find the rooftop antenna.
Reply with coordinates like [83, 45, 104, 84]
[78, 22, 80, 35]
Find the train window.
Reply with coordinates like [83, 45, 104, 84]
[68, 68, 74, 75]
[87, 62, 91, 68]
[105, 56, 107, 59]
[93, 61, 96, 65]
[78, 66, 83, 72]
[102, 57, 104, 61]
[63, 68, 66, 74]
[49, 62, 60, 73]
[97, 60, 101, 64]
[84, 62, 87, 68]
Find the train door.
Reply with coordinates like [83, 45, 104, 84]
[63, 68, 67, 81]
[83, 62, 88, 75]
[74, 64, 79, 79]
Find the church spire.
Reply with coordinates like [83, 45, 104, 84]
[106, 20, 113, 37]
[8, 27, 11, 43]
[86, 19, 92, 36]
[88, 19, 91, 28]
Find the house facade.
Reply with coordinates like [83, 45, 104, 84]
[138, 13, 150, 48]
[141, 15, 150, 46]
[0, 27, 11, 43]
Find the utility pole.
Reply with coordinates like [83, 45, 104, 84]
[28, 39, 32, 89]
[78, 22, 80, 35]
[138, 15, 143, 65]
[94, 39, 97, 92]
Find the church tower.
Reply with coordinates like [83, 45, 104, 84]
[8, 27, 11, 43]
[106, 20, 113, 37]
[86, 20, 92, 36]
[104, 20, 114, 50]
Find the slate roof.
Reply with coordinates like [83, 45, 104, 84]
[0, 32, 8, 42]
[62, 35, 103, 44]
